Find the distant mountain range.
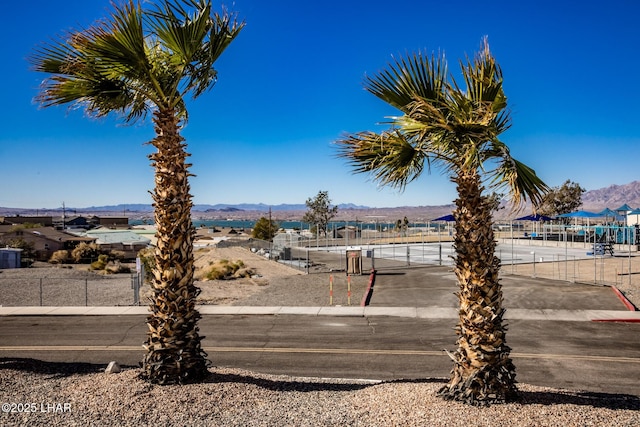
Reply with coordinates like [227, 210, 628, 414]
[581, 180, 640, 210]
[73, 202, 369, 213]
[3, 181, 640, 218]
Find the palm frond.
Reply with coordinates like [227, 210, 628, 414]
[364, 51, 447, 113]
[338, 37, 547, 212]
[336, 130, 428, 190]
[29, 0, 243, 124]
[148, 0, 244, 101]
[489, 150, 549, 211]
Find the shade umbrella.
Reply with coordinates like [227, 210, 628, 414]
[432, 214, 455, 222]
[557, 210, 600, 218]
[514, 214, 554, 236]
[614, 204, 633, 215]
[431, 214, 454, 240]
[558, 210, 600, 227]
[514, 214, 554, 222]
[598, 208, 625, 224]
[598, 208, 617, 217]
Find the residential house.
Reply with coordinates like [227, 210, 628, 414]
[84, 229, 151, 259]
[0, 216, 53, 227]
[0, 227, 95, 261]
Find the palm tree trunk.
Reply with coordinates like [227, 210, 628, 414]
[437, 170, 517, 405]
[140, 109, 208, 384]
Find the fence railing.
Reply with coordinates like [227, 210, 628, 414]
[0, 274, 141, 307]
[234, 235, 639, 291]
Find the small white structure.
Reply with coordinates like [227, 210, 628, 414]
[627, 208, 640, 227]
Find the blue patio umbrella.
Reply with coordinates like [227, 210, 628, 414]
[598, 208, 625, 222]
[514, 214, 554, 221]
[432, 214, 455, 221]
[558, 210, 600, 226]
[614, 204, 633, 213]
[557, 210, 600, 218]
[598, 208, 618, 217]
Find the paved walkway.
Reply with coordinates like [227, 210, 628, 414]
[2, 305, 639, 322]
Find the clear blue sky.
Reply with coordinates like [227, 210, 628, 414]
[2, 0, 639, 209]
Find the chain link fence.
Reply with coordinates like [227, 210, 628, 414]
[0, 272, 141, 307]
[226, 231, 639, 290]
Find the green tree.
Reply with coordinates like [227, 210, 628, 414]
[1, 238, 35, 261]
[336, 38, 548, 405]
[252, 217, 279, 241]
[537, 179, 585, 218]
[302, 191, 338, 235]
[30, 0, 244, 385]
[486, 192, 505, 213]
[395, 216, 409, 235]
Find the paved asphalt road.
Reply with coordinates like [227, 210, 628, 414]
[1, 265, 639, 397]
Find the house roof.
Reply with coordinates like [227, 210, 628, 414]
[85, 229, 151, 245]
[4, 227, 95, 243]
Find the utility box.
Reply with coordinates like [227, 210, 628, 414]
[345, 247, 362, 275]
[0, 248, 22, 269]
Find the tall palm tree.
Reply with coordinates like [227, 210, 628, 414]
[337, 38, 548, 405]
[29, 0, 244, 384]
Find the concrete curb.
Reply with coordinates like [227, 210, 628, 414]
[360, 269, 376, 307]
[2, 306, 640, 322]
[610, 285, 638, 311]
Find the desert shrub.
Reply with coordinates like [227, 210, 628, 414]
[72, 242, 101, 263]
[204, 259, 247, 280]
[109, 250, 126, 261]
[90, 254, 109, 271]
[137, 247, 155, 284]
[105, 262, 131, 274]
[49, 250, 70, 264]
[233, 267, 256, 278]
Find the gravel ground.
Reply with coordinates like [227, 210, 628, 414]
[0, 266, 135, 307]
[1, 361, 638, 427]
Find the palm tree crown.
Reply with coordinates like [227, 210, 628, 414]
[337, 38, 548, 405]
[30, 0, 242, 123]
[337, 38, 547, 207]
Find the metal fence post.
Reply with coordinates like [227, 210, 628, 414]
[531, 251, 536, 278]
[85, 279, 88, 306]
[39, 278, 43, 306]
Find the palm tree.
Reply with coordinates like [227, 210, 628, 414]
[29, 0, 244, 384]
[336, 38, 548, 405]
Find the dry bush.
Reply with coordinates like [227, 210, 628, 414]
[109, 250, 126, 261]
[234, 267, 256, 279]
[90, 254, 109, 271]
[49, 250, 70, 264]
[204, 259, 252, 281]
[105, 262, 131, 274]
[72, 242, 101, 263]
